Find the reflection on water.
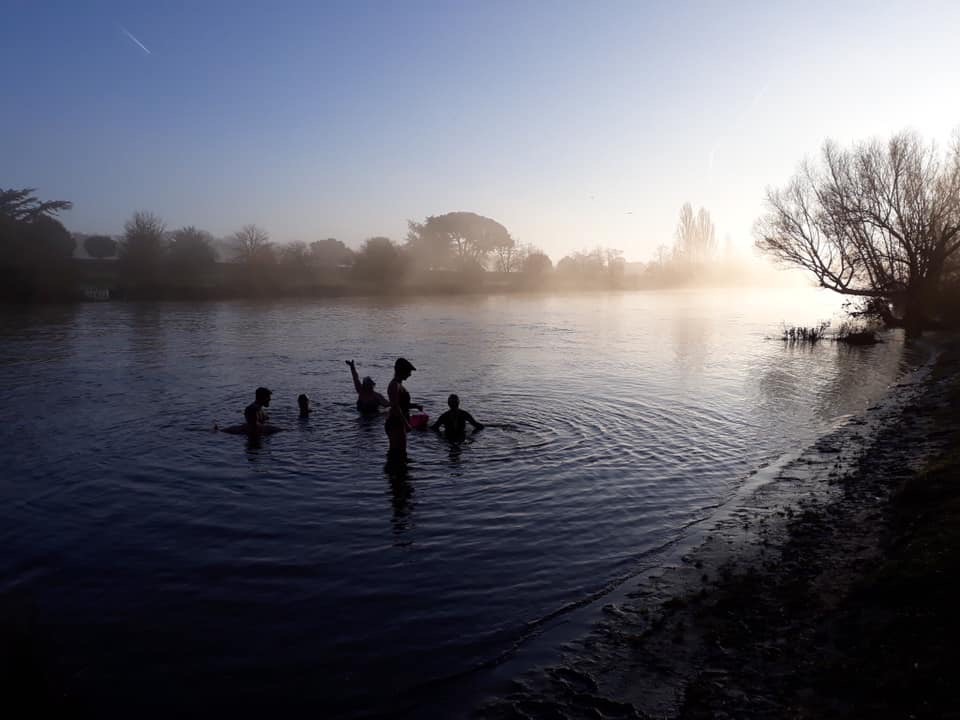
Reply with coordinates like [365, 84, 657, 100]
[0, 289, 916, 717]
[387, 470, 415, 541]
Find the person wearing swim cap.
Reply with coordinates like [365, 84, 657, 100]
[385, 357, 422, 465]
[346, 360, 390, 414]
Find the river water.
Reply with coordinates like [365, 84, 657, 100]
[0, 289, 912, 716]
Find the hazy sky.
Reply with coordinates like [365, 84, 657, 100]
[3, 1, 959, 261]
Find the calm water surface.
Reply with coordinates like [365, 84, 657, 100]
[0, 289, 912, 716]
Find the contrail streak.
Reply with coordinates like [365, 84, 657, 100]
[120, 25, 151, 55]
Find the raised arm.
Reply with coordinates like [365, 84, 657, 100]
[346, 360, 362, 394]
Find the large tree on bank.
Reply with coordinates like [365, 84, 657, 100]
[0, 188, 74, 265]
[406, 211, 513, 270]
[755, 130, 960, 332]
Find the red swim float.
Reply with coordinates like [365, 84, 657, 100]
[409, 413, 429, 429]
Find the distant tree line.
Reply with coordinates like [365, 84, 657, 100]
[0, 188, 761, 301]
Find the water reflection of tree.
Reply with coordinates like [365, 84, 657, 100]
[752, 336, 906, 427]
[671, 308, 712, 377]
[811, 338, 905, 422]
[0, 304, 79, 368]
[127, 303, 168, 366]
[752, 345, 811, 422]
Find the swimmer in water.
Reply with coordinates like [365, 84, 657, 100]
[222, 386, 281, 435]
[346, 360, 390, 414]
[216, 387, 282, 434]
[298, 393, 311, 419]
[431, 394, 483, 441]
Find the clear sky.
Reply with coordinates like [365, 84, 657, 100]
[3, 0, 959, 261]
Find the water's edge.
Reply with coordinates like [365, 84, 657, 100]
[430, 343, 937, 718]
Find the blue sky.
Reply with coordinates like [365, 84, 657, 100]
[3, 1, 959, 261]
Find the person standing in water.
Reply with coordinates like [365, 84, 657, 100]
[431, 394, 484, 441]
[346, 360, 390, 414]
[385, 357, 422, 465]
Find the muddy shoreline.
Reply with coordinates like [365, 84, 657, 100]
[477, 336, 960, 719]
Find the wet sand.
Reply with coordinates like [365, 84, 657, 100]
[478, 337, 960, 719]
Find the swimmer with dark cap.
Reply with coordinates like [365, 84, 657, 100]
[346, 360, 390, 414]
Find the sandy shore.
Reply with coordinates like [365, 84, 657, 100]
[478, 335, 960, 719]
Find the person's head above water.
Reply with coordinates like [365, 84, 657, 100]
[447, 393, 460, 409]
[361, 376, 375, 391]
[394, 357, 416, 380]
[255, 387, 272, 406]
[297, 393, 310, 414]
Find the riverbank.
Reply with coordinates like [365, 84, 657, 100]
[478, 336, 960, 719]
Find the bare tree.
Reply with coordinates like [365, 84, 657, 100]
[695, 207, 717, 260]
[120, 211, 167, 280]
[674, 203, 716, 264]
[232, 224, 274, 264]
[493, 238, 525, 272]
[279, 241, 309, 266]
[168, 226, 217, 270]
[755, 130, 960, 331]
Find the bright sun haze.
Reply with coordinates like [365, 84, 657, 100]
[2, 1, 958, 261]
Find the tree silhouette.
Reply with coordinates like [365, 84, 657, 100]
[232, 224, 275, 264]
[674, 203, 716, 264]
[309, 238, 354, 267]
[168, 226, 217, 276]
[0, 188, 74, 265]
[0, 188, 75, 299]
[0, 188, 72, 223]
[353, 237, 407, 287]
[756, 130, 960, 331]
[556, 247, 624, 288]
[84, 235, 117, 259]
[279, 241, 309, 266]
[493, 238, 525, 272]
[119, 211, 167, 283]
[406, 212, 512, 270]
[521, 249, 553, 276]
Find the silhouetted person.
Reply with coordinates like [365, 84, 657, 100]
[298, 393, 311, 419]
[346, 360, 390, 414]
[431, 394, 483, 441]
[243, 386, 282, 434]
[385, 358, 422, 465]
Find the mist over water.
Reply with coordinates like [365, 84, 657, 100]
[0, 288, 913, 716]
